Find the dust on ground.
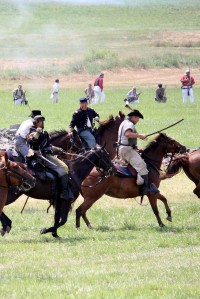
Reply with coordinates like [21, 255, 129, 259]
[1, 67, 199, 90]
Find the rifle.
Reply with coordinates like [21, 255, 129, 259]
[187, 66, 191, 96]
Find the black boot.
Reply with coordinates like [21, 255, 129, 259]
[141, 175, 159, 195]
[60, 174, 74, 202]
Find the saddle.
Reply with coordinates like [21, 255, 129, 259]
[6, 148, 56, 182]
[112, 159, 137, 178]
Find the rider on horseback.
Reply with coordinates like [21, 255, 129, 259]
[69, 97, 100, 149]
[27, 115, 74, 202]
[118, 109, 159, 196]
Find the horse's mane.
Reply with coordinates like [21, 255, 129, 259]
[49, 129, 68, 141]
[95, 111, 125, 137]
[143, 133, 165, 154]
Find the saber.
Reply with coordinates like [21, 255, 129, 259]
[125, 105, 184, 137]
[146, 119, 184, 137]
[37, 153, 58, 166]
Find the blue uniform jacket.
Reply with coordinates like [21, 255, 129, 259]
[69, 107, 99, 133]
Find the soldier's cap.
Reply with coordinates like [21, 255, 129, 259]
[99, 73, 104, 77]
[33, 115, 45, 122]
[186, 69, 190, 73]
[127, 109, 144, 119]
[79, 97, 88, 103]
[29, 110, 41, 117]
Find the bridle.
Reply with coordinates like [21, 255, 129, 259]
[68, 148, 114, 188]
[142, 136, 185, 171]
[0, 161, 34, 191]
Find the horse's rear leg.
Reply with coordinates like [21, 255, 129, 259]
[76, 199, 96, 229]
[193, 183, 200, 198]
[157, 193, 172, 222]
[148, 195, 165, 227]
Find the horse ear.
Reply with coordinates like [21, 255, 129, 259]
[101, 143, 106, 150]
[5, 152, 8, 164]
[119, 111, 125, 118]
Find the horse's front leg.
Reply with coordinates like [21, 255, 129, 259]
[0, 212, 12, 236]
[40, 200, 71, 238]
[157, 193, 172, 222]
[148, 195, 165, 227]
[0, 214, 12, 236]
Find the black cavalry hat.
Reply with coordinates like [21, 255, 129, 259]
[33, 115, 45, 122]
[127, 109, 144, 119]
[79, 97, 88, 103]
[29, 110, 41, 117]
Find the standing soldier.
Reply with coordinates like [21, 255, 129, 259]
[13, 84, 27, 105]
[51, 79, 59, 104]
[93, 73, 105, 104]
[180, 69, 195, 104]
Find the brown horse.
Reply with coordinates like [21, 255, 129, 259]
[50, 111, 125, 159]
[165, 150, 200, 198]
[0, 151, 35, 230]
[75, 133, 186, 229]
[1, 146, 113, 238]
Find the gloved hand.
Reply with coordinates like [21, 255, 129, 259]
[27, 148, 35, 157]
[36, 127, 43, 133]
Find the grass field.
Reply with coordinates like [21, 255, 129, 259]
[1, 1, 200, 298]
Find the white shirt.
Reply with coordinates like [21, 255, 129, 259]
[16, 118, 34, 139]
[118, 119, 137, 146]
[52, 82, 59, 94]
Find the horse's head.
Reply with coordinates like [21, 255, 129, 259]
[154, 133, 186, 155]
[91, 145, 114, 176]
[94, 111, 125, 159]
[1, 153, 36, 191]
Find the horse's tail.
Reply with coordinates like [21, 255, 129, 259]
[166, 155, 189, 176]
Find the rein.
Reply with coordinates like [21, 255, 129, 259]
[66, 150, 112, 188]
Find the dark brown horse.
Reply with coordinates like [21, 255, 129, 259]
[75, 133, 186, 229]
[0, 151, 35, 230]
[165, 150, 200, 198]
[50, 111, 125, 159]
[1, 146, 113, 238]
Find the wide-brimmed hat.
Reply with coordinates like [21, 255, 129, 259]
[127, 109, 144, 119]
[33, 115, 45, 122]
[79, 97, 88, 103]
[29, 110, 41, 117]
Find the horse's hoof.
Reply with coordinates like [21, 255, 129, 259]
[159, 223, 165, 227]
[6, 226, 11, 234]
[52, 232, 60, 238]
[88, 224, 93, 229]
[0, 229, 6, 237]
[166, 216, 172, 222]
[40, 228, 47, 235]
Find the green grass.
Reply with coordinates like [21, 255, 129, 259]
[1, 85, 200, 298]
[1, 173, 200, 298]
